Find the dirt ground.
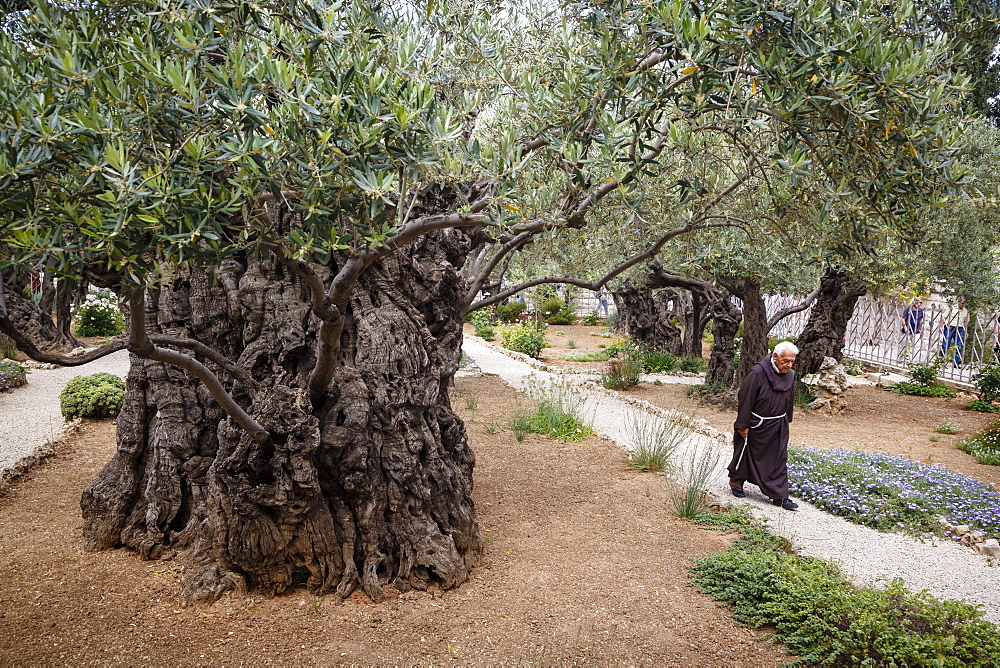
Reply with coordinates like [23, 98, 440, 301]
[0, 373, 793, 666]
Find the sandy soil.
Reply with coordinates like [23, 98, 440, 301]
[0, 374, 792, 666]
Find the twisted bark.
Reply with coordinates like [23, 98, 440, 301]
[794, 267, 867, 376]
[81, 231, 482, 605]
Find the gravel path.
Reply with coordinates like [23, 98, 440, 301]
[0, 351, 130, 475]
[462, 337, 1000, 624]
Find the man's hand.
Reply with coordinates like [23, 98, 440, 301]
[737, 428, 749, 438]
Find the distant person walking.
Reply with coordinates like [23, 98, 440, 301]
[598, 287, 610, 317]
[728, 341, 799, 511]
[940, 298, 969, 367]
[898, 297, 924, 361]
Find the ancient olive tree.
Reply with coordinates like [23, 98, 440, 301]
[0, 0, 969, 606]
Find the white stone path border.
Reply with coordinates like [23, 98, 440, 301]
[463, 337, 1000, 625]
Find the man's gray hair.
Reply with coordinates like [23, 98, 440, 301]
[773, 341, 799, 356]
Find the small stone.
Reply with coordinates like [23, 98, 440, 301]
[982, 539, 1000, 558]
[953, 525, 971, 537]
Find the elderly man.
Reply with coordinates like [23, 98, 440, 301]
[728, 341, 799, 511]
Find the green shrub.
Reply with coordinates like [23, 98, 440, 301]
[496, 301, 526, 323]
[888, 381, 958, 398]
[72, 290, 125, 337]
[59, 373, 126, 419]
[466, 309, 491, 327]
[971, 360, 1000, 405]
[966, 399, 1000, 413]
[546, 310, 575, 325]
[642, 350, 677, 373]
[583, 311, 604, 326]
[600, 357, 642, 390]
[767, 335, 796, 351]
[677, 356, 707, 373]
[508, 381, 593, 441]
[0, 360, 27, 392]
[957, 419, 1000, 465]
[538, 297, 565, 319]
[475, 324, 495, 340]
[498, 323, 547, 358]
[691, 523, 1000, 667]
[905, 357, 947, 386]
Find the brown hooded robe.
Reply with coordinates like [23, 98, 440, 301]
[728, 356, 794, 501]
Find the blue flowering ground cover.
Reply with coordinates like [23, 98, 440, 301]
[788, 448, 1000, 538]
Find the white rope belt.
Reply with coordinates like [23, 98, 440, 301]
[734, 412, 788, 471]
[750, 411, 786, 429]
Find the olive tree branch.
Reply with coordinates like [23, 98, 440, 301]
[126, 293, 272, 447]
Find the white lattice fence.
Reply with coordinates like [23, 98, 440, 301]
[762, 295, 1000, 386]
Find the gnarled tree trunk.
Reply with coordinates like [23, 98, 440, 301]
[81, 230, 482, 605]
[611, 288, 682, 353]
[1, 280, 78, 353]
[729, 277, 769, 389]
[679, 290, 710, 358]
[794, 267, 866, 376]
[705, 293, 741, 389]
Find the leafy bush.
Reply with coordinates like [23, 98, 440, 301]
[508, 380, 593, 441]
[970, 360, 1000, 408]
[498, 323, 547, 358]
[604, 338, 633, 359]
[958, 419, 1000, 466]
[788, 447, 1000, 536]
[965, 399, 1000, 413]
[642, 350, 677, 373]
[73, 290, 125, 337]
[496, 301, 526, 323]
[677, 356, 707, 373]
[888, 381, 958, 398]
[583, 311, 604, 326]
[538, 297, 565, 319]
[475, 324, 495, 340]
[767, 335, 796, 351]
[905, 357, 947, 386]
[466, 309, 491, 327]
[546, 310, 575, 325]
[691, 523, 1000, 667]
[59, 373, 126, 419]
[0, 360, 27, 392]
[600, 357, 642, 390]
[890, 356, 957, 397]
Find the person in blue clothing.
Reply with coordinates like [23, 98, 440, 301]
[898, 297, 924, 360]
[940, 298, 969, 367]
